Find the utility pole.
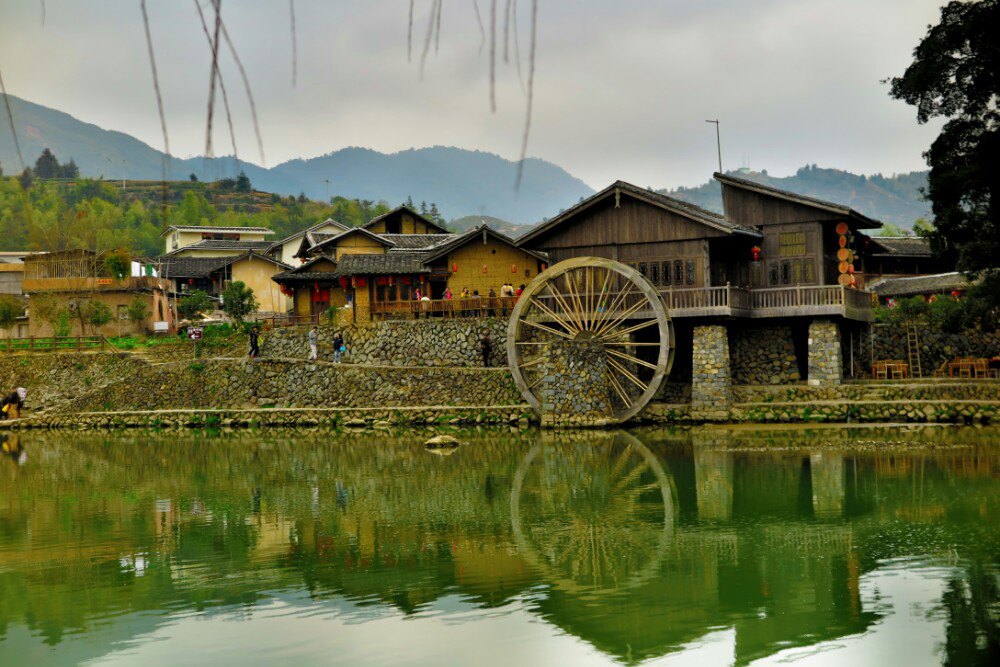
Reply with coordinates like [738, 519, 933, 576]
[324, 178, 330, 202]
[121, 157, 127, 193]
[705, 119, 722, 173]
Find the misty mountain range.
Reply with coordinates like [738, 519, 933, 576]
[1, 94, 930, 227]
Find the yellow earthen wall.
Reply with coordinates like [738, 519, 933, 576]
[231, 256, 288, 314]
[444, 239, 541, 296]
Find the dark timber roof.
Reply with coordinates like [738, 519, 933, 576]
[160, 251, 292, 279]
[309, 227, 397, 254]
[362, 205, 451, 234]
[331, 252, 428, 277]
[714, 172, 882, 229]
[163, 239, 275, 255]
[864, 236, 932, 257]
[517, 180, 762, 247]
[869, 272, 971, 297]
[381, 233, 458, 249]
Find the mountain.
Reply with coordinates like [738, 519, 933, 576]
[666, 166, 931, 227]
[0, 95, 594, 224]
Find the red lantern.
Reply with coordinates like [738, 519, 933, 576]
[511, 264, 516, 274]
[376, 276, 388, 286]
[482, 264, 488, 274]
[188, 278, 195, 285]
[751, 246, 762, 262]
[540, 263, 548, 272]
[339, 277, 350, 290]
[452, 262, 458, 273]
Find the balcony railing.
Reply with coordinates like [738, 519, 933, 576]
[21, 276, 169, 293]
[373, 296, 518, 319]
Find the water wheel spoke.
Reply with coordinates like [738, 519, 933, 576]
[590, 268, 614, 330]
[613, 460, 651, 493]
[529, 296, 580, 335]
[606, 356, 649, 392]
[562, 271, 588, 329]
[608, 444, 635, 480]
[520, 318, 575, 340]
[603, 341, 662, 347]
[603, 318, 659, 340]
[606, 348, 658, 371]
[592, 282, 634, 335]
[604, 368, 632, 407]
[519, 357, 546, 369]
[543, 284, 585, 332]
[595, 301, 650, 342]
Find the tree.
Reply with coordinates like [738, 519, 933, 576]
[235, 170, 252, 193]
[0, 294, 23, 331]
[82, 300, 113, 333]
[33, 148, 61, 179]
[889, 0, 999, 294]
[913, 218, 935, 238]
[18, 168, 33, 190]
[126, 295, 150, 332]
[60, 159, 80, 179]
[177, 289, 213, 321]
[189, 173, 199, 182]
[0, 160, 4, 177]
[297, 191, 308, 204]
[220, 281, 258, 324]
[31, 294, 70, 336]
[405, 195, 415, 209]
[217, 177, 237, 191]
[103, 248, 131, 279]
[877, 223, 911, 237]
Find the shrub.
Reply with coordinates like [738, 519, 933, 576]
[220, 281, 258, 325]
[178, 289, 213, 321]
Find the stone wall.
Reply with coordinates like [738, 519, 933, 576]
[871, 324, 1000, 376]
[262, 319, 510, 368]
[691, 325, 732, 418]
[807, 320, 842, 386]
[729, 325, 801, 385]
[540, 339, 614, 427]
[63, 358, 522, 412]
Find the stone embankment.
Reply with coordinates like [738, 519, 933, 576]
[262, 318, 509, 368]
[872, 324, 1000, 373]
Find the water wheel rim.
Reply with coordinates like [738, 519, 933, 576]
[506, 256, 673, 423]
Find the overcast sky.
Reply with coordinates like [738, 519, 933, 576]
[0, 0, 944, 189]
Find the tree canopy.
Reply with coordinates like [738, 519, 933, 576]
[889, 0, 999, 296]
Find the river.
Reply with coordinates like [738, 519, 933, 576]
[0, 425, 997, 666]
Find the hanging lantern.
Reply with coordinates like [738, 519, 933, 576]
[452, 262, 458, 273]
[511, 264, 517, 274]
[835, 222, 849, 235]
[482, 264, 488, 274]
[950, 290, 962, 298]
[187, 278, 195, 285]
[540, 262, 548, 272]
[339, 277, 350, 290]
[751, 246, 762, 262]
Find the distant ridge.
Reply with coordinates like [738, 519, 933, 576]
[0, 94, 594, 224]
[665, 166, 930, 227]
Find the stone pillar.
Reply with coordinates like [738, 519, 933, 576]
[809, 452, 844, 518]
[807, 320, 843, 386]
[691, 325, 732, 419]
[540, 339, 614, 428]
[694, 446, 734, 521]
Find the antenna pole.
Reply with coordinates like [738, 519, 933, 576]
[705, 119, 722, 173]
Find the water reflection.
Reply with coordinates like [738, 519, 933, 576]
[0, 426, 997, 666]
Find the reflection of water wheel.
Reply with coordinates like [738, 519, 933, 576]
[510, 432, 676, 596]
[506, 257, 674, 423]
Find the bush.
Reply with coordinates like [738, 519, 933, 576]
[178, 289, 213, 321]
[0, 294, 23, 331]
[220, 281, 258, 324]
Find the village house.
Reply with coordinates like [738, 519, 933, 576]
[272, 206, 546, 323]
[22, 249, 174, 337]
[161, 225, 274, 255]
[158, 252, 293, 315]
[266, 218, 350, 266]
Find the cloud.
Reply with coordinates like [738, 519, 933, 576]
[0, 0, 944, 188]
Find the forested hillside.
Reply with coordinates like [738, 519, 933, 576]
[666, 166, 930, 227]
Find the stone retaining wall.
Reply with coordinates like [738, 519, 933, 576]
[871, 324, 1000, 375]
[730, 324, 801, 385]
[262, 319, 509, 368]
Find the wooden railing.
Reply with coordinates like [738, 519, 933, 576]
[0, 336, 107, 353]
[659, 286, 752, 314]
[255, 313, 323, 329]
[373, 296, 519, 319]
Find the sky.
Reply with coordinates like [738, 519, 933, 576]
[0, 0, 945, 190]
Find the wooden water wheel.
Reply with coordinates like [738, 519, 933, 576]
[506, 256, 674, 423]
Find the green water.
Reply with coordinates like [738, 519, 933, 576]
[0, 426, 997, 666]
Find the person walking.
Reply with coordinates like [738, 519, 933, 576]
[488, 287, 497, 317]
[479, 332, 493, 367]
[308, 325, 319, 361]
[333, 332, 345, 363]
[248, 326, 261, 359]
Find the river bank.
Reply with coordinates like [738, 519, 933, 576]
[1, 350, 998, 430]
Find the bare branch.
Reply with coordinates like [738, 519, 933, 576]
[515, 0, 537, 188]
[503, 0, 511, 63]
[0, 69, 25, 171]
[419, 0, 440, 77]
[471, 0, 485, 54]
[219, 17, 266, 165]
[512, 0, 525, 91]
[194, 0, 239, 173]
[489, 0, 496, 112]
[408, 0, 415, 61]
[204, 0, 223, 158]
[139, 0, 170, 161]
[434, 0, 443, 54]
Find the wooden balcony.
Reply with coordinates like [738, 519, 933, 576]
[661, 284, 873, 321]
[21, 276, 169, 293]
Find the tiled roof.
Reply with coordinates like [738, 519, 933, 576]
[423, 225, 549, 263]
[159, 256, 235, 279]
[166, 239, 275, 254]
[866, 236, 932, 257]
[381, 233, 458, 249]
[869, 272, 971, 297]
[362, 205, 451, 234]
[331, 252, 429, 277]
[161, 225, 273, 236]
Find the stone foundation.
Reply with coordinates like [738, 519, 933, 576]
[540, 339, 614, 428]
[808, 320, 842, 387]
[692, 325, 732, 418]
[730, 324, 801, 385]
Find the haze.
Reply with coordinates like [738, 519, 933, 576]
[0, 0, 944, 189]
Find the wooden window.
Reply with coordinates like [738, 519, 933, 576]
[649, 262, 659, 285]
[673, 260, 683, 285]
[780, 260, 792, 285]
[638, 262, 648, 279]
[684, 260, 696, 286]
[661, 261, 672, 286]
[768, 261, 779, 286]
[805, 260, 817, 283]
[791, 259, 803, 284]
[779, 231, 807, 256]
